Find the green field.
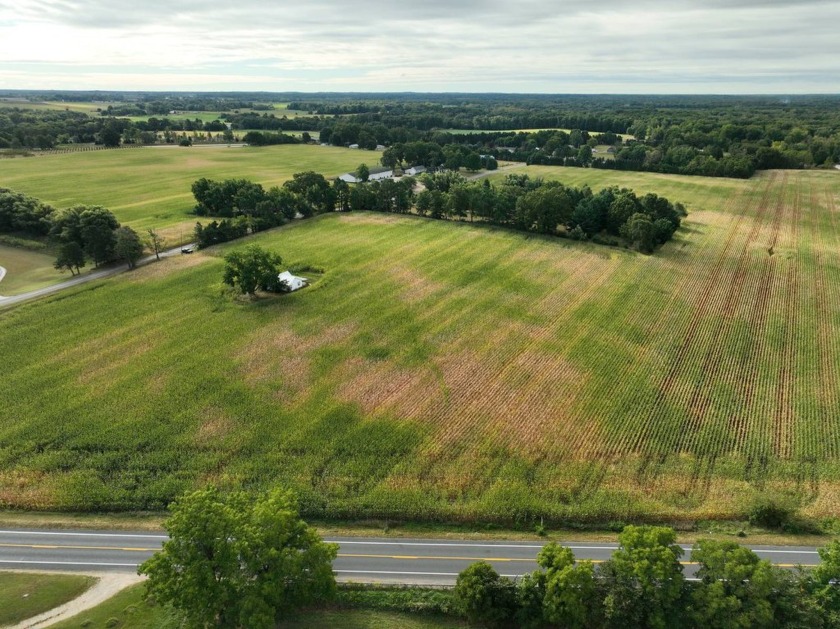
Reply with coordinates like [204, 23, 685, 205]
[0, 99, 108, 114]
[0, 144, 369, 244]
[0, 572, 96, 626]
[0, 244, 68, 295]
[50, 583, 463, 629]
[1, 167, 840, 525]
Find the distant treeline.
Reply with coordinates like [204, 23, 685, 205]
[3, 92, 839, 179]
[190, 171, 684, 253]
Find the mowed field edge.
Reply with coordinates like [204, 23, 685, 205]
[1, 168, 839, 524]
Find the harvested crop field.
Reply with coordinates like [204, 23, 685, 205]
[1, 168, 839, 525]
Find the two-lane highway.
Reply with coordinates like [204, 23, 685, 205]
[0, 529, 823, 585]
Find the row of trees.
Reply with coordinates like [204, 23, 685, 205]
[380, 141, 498, 171]
[348, 173, 684, 253]
[454, 525, 840, 629]
[190, 170, 683, 253]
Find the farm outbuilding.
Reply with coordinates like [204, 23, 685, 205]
[277, 271, 308, 292]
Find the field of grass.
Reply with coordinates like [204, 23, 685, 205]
[50, 583, 463, 629]
[0, 244, 68, 295]
[0, 99, 107, 114]
[0, 144, 369, 243]
[0, 572, 96, 626]
[1, 167, 840, 526]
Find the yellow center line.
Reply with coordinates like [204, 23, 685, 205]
[0, 544, 818, 568]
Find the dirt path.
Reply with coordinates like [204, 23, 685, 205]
[465, 163, 525, 181]
[9, 572, 144, 629]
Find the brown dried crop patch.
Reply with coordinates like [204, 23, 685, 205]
[235, 323, 356, 393]
[335, 357, 440, 417]
[126, 251, 211, 282]
[194, 406, 234, 446]
[334, 213, 405, 226]
[0, 470, 56, 509]
[353, 348, 597, 457]
[387, 263, 445, 302]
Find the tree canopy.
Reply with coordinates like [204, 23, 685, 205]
[139, 487, 337, 629]
[222, 244, 283, 296]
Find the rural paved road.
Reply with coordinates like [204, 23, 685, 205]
[0, 529, 822, 585]
[0, 245, 192, 308]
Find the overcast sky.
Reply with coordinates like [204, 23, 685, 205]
[0, 0, 837, 93]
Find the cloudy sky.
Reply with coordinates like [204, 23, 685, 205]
[0, 0, 837, 93]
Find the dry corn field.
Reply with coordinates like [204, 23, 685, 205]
[1, 167, 839, 524]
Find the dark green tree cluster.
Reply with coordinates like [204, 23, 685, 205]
[222, 244, 284, 297]
[454, 525, 840, 629]
[0, 188, 55, 236]
[140, 487, 337, 629]
[49, 205, 143, 272]
[0, 188, 144, 274]
[192, 173, 336, 248]
[241, 131, 301, 146]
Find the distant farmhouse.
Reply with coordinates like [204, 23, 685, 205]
[338, 167, 394, 184]
[338, 165, 425, 183]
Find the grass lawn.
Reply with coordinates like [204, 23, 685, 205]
[278, 609, 466, 628]
[2, 167, 840, 526]
[0, 244, 68, 295]
[50, 583, 464, 629]
[0, 572, 97, 626]
[50, 583, 179, 629]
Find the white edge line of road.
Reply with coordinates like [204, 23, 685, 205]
[0, 530, 167, 539]
[0, 560, 138, 567]
[328, 540, 818, 555]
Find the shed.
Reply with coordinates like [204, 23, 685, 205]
[277, 270, 308, 292]
[405, 165, 427, 176]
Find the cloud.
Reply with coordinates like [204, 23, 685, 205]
[0, 0, 837, 92]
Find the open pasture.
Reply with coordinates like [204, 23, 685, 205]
[0, 144, 369, 241]
[1, 167, 839, 525]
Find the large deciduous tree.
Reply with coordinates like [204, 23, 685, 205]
[114, 226, 144, 269]
[600, 525, 686, 629]
[139, 487, 337, 629]
[222, 244, 283, 296]
[78, 205, 119, 267]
